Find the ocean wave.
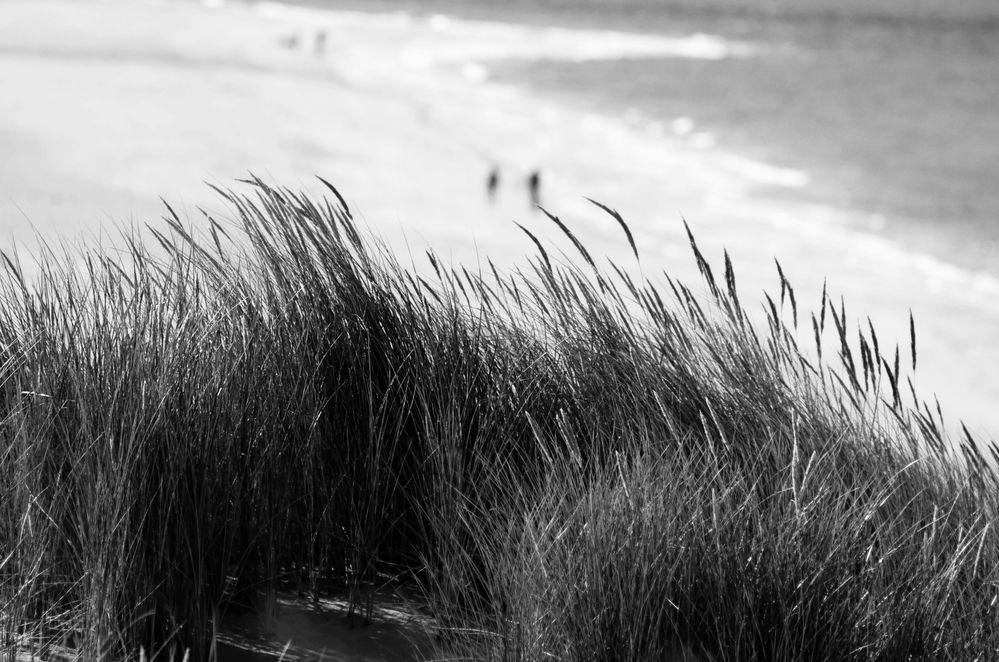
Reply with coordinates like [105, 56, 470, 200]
[723, 155, 811, 188]
[252, 2, 755, 65]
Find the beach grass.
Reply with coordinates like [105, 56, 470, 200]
[0, 178, 996, 661]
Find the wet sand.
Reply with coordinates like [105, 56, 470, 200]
[1, 0, 996, 438]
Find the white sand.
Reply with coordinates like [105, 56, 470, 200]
[1, 0, 996, 438]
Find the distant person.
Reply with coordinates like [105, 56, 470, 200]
[527, 169, 541, 208]
[280, 33, 301, 50]
[315, 29, 327, 55]
[486, 166, 500, 203]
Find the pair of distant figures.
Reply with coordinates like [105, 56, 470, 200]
[487, 167, 541, 208]
[280, 29, 327, 54]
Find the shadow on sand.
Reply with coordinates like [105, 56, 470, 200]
[217, 591, 433, 662]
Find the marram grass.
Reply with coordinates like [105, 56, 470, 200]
[0, 178, 996, 661]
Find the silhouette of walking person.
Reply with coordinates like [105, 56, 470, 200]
[315, 29, 327, 55]
[527, 169, 541, 208]
[486, 166, 500, 204]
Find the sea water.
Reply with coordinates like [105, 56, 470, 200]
[487, 6, 999, 276]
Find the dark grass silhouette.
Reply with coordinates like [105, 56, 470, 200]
[0, 178, 996, 661]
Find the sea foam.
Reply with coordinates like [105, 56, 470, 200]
[253, 2, 753, 66]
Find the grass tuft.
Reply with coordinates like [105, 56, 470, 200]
[0, 178, 996, 661]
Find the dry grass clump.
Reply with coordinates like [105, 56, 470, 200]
[0, 177, 995, 661]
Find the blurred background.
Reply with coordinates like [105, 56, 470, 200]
[1, 0, 997, 436]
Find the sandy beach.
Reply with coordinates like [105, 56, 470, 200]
[1, 0, 997, 437]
